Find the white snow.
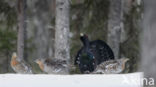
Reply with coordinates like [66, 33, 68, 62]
[0, 72, 143, 87]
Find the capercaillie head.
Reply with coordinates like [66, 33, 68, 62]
[80, 33, 89, 46]
[35, 58, 45, 71]
[119, 58, 129, 70]
[12, 52, 17, 60]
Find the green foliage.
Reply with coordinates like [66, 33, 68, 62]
[0, 0, 17, 73]
[0, 0, 17, 53]
[0, 0, 17, 27]
[0, 29, 16, 52]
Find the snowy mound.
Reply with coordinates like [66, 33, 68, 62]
[0, 72, 143, 87]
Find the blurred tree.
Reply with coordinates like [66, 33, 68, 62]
[24, 0, 56, 73]
[107, 0, 122, 59]
[26, 0, 54, 59]
[120, 0, 142, 72]
[141, 0, 156, 82]
[54, 0, 70, 74]
[17, 0, 27, 61]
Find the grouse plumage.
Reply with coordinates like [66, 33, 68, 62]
[75, 33, 114, 73]
[10, 52, 33, 74]
[35, 58, 68, 74]
[92, 58, 129, 74]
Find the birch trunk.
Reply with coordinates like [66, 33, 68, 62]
[54, 0, 70, 73]
[107, 0, 123, 59]
[17, 0, 27, 61]
[141, 0, 156, 80]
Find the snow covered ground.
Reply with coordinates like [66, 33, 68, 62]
[0, 72, 143, 87]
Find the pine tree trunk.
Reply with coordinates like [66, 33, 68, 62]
[17, 0, 27, 61]
[141, 0, 156, 80]
[54, 0, 70, 73]
[107, 0, 122, 59]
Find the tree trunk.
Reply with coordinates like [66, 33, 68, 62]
[107, 0, 123, 59]
[141, 0, 156, 80]
[17, 0, 27, 61]
[54, 0, 70, 73]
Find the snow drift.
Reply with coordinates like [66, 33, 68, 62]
[0, 72, 143, 87]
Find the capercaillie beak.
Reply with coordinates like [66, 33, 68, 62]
[80, 33, 84, 36]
